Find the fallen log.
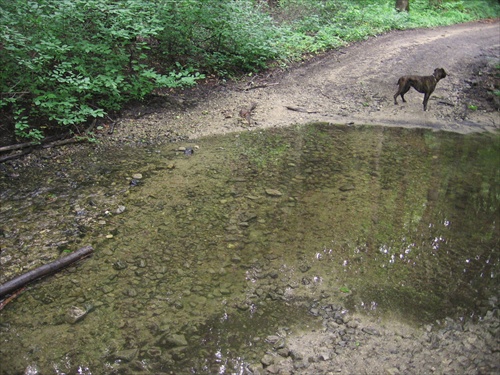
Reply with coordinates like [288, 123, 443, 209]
[0, 134, 68, 154]
[0, 148, 33, 163]
[0, 245, 93, 299]
[285, 106, 319, 113]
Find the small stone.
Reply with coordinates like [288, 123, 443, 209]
[240, 212, 257, 222]
[386, 368, 400, 375]
[125, 288, 137, 297]
[310, 308, 320, 316]
[347, 321, 359, 329]
[261, 354, 274, 367]
[114, 348, 138, 362]
[102, 285, 113, 294]
[147, 347, 162, 357]
[236, 302, 249, 311]
[66, 306, 88, 324]
[248, 363, 264, 374]
[268, 271, 279, 279]
[115, 205, 126, 214]
[299, 264, 311, 273]
[362, 327, 381, 336]
[277, 347, 290, 357]
[293, 361, 307, 370]
[159, 333, 188, 348]
[266, 365, 279, 374]
[319, 351, 331, 361]
[265, 188, 283, 197]
[290, 350, 303, 360]
[274, 338, 286, 349]
[132, 173, 143, 179]
[113, 260, 127, 270]
[339, 184, 355, 192]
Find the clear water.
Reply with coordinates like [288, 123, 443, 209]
[0, 124, 498, 374]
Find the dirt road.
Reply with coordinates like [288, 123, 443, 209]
[116, 20, 499, 143]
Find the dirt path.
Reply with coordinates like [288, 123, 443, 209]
[114, 20, 499, 144]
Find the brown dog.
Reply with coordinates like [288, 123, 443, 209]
[394, 68, 447, 111]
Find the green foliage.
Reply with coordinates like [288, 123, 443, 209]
[154, 1, 280, 75]
[340, 286, 351, 293]
[0, 0, 204, 141]
[274, 0, 499, 54]
[1, 0, 498, 141]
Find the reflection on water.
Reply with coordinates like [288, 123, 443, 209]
[0, 124, 498, 374]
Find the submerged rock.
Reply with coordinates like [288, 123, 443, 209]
[114, 348, 138, 362]
[261, 354, 275, 367]
[129, 179, 140, 186]
[339, 184, 355, 192]
[66, 306, 88, 324]
[113, 260, 127, 270]
[158, 333, 188, 348]
[362, 327, 381, 336]
[265, 188, 283, 197]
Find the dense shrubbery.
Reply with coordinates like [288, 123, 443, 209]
[0, 0, 206, 141]
[0, 0, 498, 142]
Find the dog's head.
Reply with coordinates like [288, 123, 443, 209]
[433, 68, 447, 80]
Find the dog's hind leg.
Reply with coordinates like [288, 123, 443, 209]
[394, 79, 410, 105]
[393, 90, 400, 105]
[398, 86, 410, 104]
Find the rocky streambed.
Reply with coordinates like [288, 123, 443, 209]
[252, 301, 499, 375]
[0, 124, 499, 374]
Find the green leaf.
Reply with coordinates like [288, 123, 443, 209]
[340, 286, 350, 293]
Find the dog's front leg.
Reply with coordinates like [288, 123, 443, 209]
[422, 92, 431, 111]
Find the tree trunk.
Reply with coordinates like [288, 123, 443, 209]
[395, 0, 410, 12]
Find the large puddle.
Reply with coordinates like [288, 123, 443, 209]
[0, 124, 498, 374]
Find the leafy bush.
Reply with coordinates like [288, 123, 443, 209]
[0, 0, 204, 141]
[0, 0, 498, 142]
[154, 1, 281, 75]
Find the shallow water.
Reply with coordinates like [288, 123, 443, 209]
[0, 124, 498, 374]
